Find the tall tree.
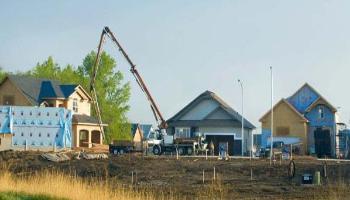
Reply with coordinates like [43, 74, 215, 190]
[29, 56, 60, 80]
[28, 53, 131, 142]
[0, 67, 6, 82]
[78, 51, 131, 142]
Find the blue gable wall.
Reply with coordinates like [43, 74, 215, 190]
[305, 105, 335, 127]
[288, 85, 319, 113]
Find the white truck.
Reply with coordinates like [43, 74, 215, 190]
[150, 131, 207, 155]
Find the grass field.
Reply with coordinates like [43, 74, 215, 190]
[0, 170, 172, 200]
[1, 151, 350, 199]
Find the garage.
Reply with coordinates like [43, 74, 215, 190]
[205, 133, 242, 156]
[314, 128, 331, 158]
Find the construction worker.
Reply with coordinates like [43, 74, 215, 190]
[209, 141, 215, 156]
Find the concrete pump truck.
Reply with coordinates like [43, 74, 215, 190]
[90, 27, 207, 155]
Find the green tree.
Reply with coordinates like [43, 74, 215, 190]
[0, 67, 6, 82]
[28, 53, 131, 142]
[29, 56, 60, 80]
[78, 51, 131, 142]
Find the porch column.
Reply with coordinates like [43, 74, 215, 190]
[88, 130, 92, 148]
[75, 127, 80, 148]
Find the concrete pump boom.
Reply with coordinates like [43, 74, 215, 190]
[90, 26, 168, 131]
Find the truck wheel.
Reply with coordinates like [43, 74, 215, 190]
[153, 146, 161, 155]
[187, 148, 193, 155]
[178, 147, 184, 155]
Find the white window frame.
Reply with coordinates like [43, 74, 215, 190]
[175, 127, 191, 138]
[318, 106, 325, 119]
[73, 98, 78, 113]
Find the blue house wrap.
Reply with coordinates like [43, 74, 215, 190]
[287, 85, 320, 113]
[0, 106, 72, 149]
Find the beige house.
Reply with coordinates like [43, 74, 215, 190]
[131, 124, 144, 151]
[0, 75, 106, 148]
[259, 99, 309, 154]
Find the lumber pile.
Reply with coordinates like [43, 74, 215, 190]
[41, 153, 71, 162]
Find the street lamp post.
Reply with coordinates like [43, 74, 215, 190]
[238, 79, 244, 157]
[270, 66, 274, 165]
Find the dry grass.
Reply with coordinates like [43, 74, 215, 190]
[0, 169, 176, 200]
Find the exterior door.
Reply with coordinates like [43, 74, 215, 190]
[314, 128, 331, 158]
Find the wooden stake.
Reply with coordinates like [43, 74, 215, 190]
[202, 170, 205, 184]
[131, 171, 134, 185]
[176, 148, 179, 160]
[213, 166, 216, 181]
[250, 167, 253, 181]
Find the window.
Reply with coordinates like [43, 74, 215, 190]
[3, 95, 14, 105]
[319, 106, 325, 119]
[276, 126, 290, 136]
[175, 127, 191, 138]
[47, 133, 50, 137]
[73, 98, 78, 112]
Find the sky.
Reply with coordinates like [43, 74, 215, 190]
[1, 1, 350, 129]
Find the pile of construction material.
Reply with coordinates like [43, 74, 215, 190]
[41, 152, 71, 162]
[75, 151, 108, 160]
[41, 151, 108, 162]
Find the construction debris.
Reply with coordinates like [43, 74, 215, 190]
[41, 153, 71, 162]
[76, 151, 108, 160]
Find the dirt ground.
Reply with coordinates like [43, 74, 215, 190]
[1, 150, 350, 200]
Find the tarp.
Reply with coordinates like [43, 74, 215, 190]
[0, 106, 72, 149]
[261, 129, 301, 148]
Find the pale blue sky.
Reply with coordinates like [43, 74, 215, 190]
[1, 1, 350, 128]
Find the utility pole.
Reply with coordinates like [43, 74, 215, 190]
[238, 79, 244, 156]
[270, 66, 274, 165]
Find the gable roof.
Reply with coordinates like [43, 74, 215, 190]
[167, 90, 255, 129]
[259, 98, 308, 122]
[288, 83, 337, 113]
[305, 96, 337, 112]
[1, 75, 89, 105]
[131, 123, 153, 138]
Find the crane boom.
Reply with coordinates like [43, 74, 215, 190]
[90, 26, 168, 131]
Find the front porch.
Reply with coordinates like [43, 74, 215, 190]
[73, 125, 103, 148]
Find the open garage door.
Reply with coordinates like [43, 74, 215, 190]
[205, 133, 241, 156]
[314, 128, 331, 158]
